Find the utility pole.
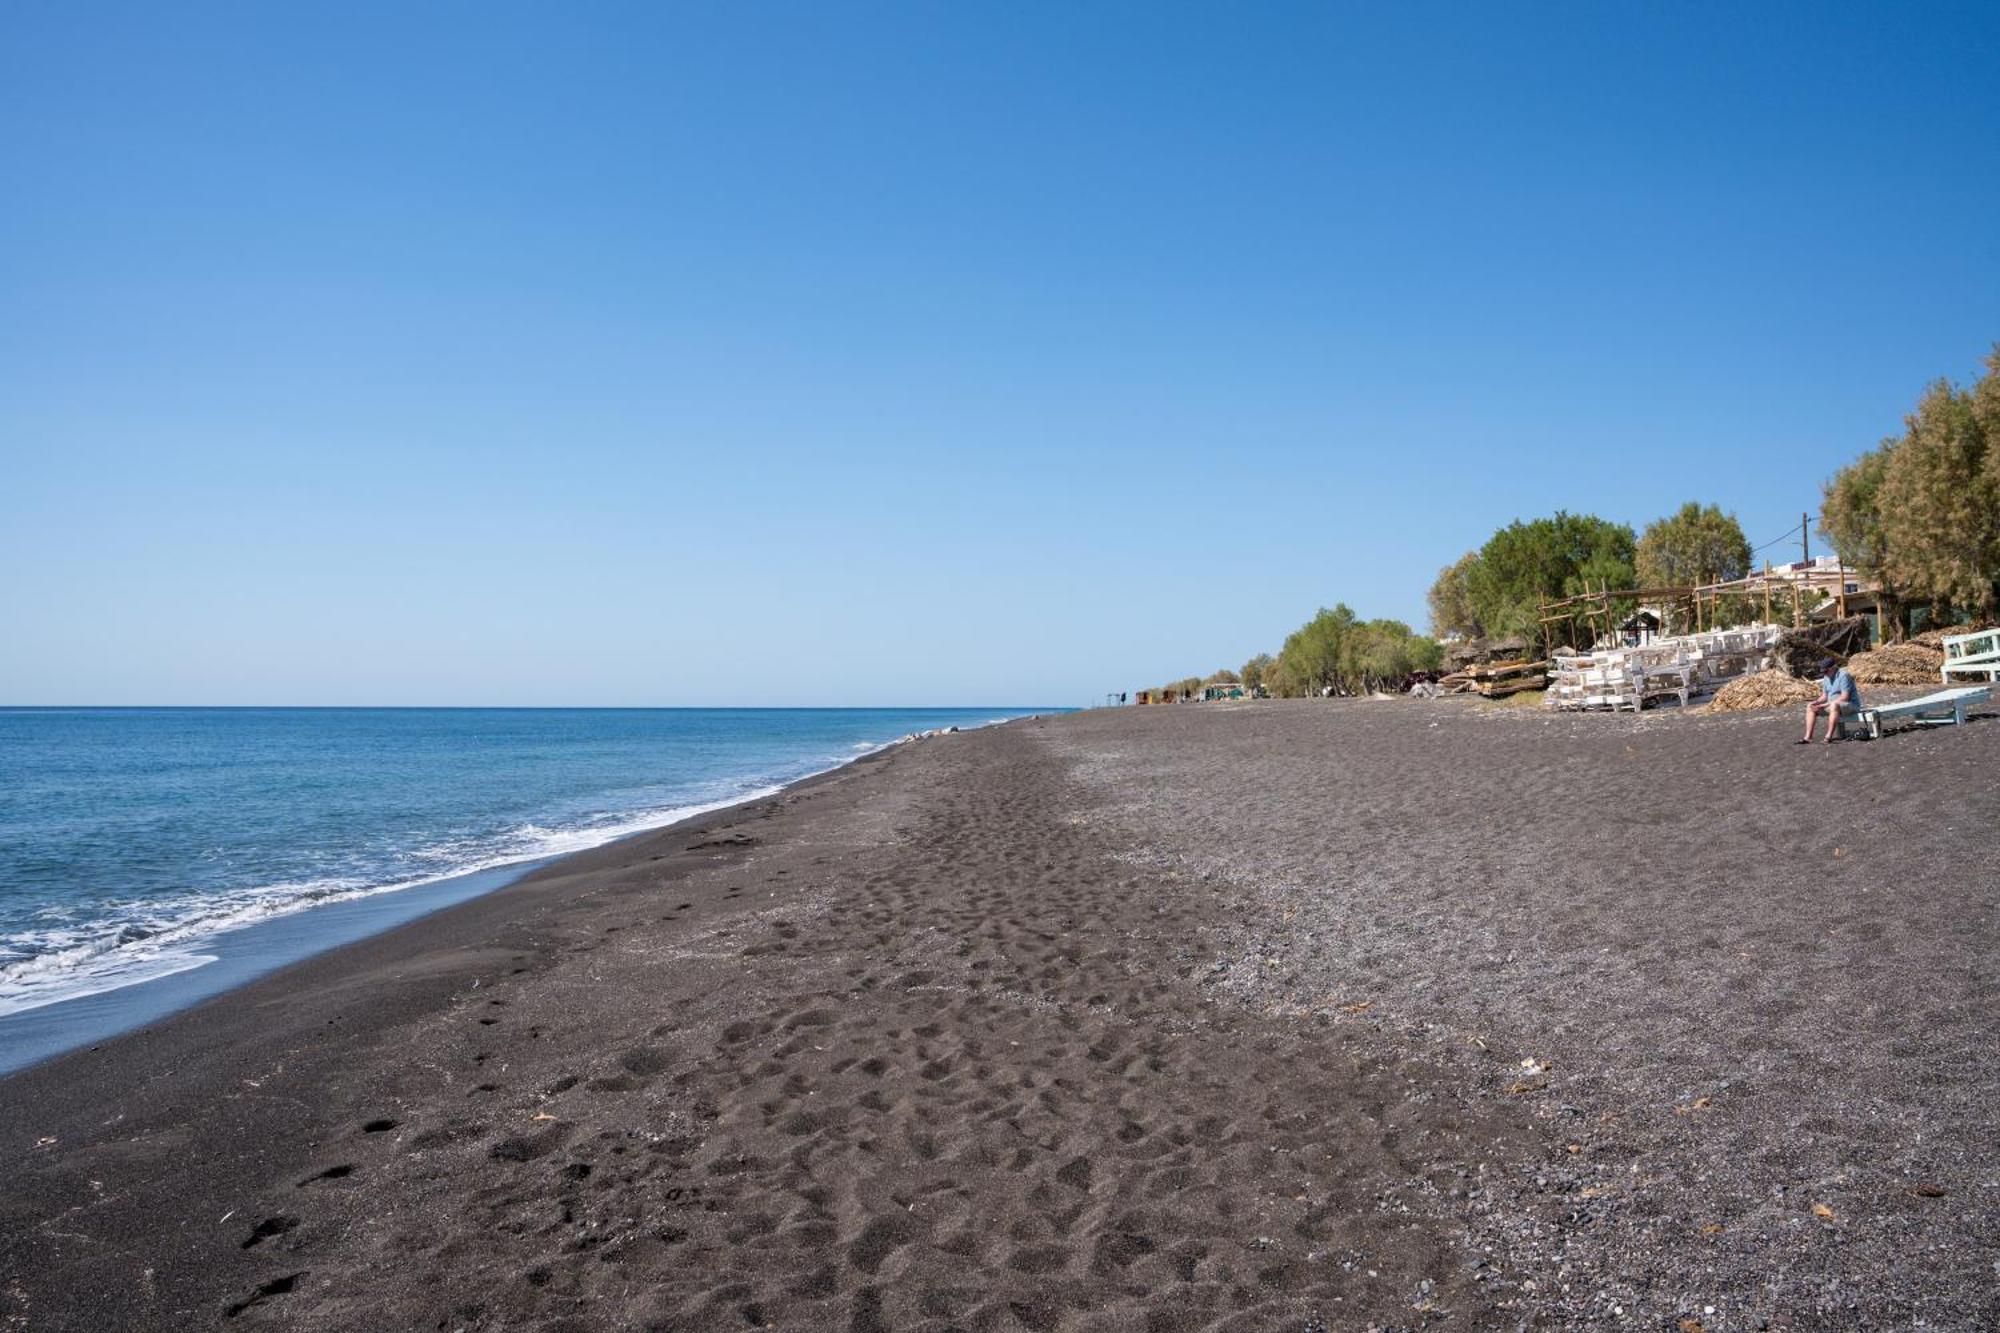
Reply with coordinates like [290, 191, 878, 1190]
[1801, 512, 1810, 566]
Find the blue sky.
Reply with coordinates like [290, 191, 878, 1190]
[4, 2, 1996, 705]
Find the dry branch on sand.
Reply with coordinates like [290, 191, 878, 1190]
[1771, 617, 1871, 676]
[1910, 623, 2000, 650]
[1438, 658, 1548, 696]
[1846, 642, 1946, 685]
[1702, 669, 1821, 713]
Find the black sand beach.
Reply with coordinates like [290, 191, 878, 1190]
[2, 702, 1995, 1331]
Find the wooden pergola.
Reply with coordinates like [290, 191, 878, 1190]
[1536, 561, 1859, 660]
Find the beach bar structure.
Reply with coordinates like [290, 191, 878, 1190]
[1692, 557, 1864, 631]
[1616, 608, 1663, 645]
[1535, 558, 1866, 661]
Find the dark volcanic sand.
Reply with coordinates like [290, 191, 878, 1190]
[1, 703, 1995, 1331]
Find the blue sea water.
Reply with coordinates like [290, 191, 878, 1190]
[0, 707, 1045, 1070]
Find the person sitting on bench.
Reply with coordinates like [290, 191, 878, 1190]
[1801, 658, 1861, 744]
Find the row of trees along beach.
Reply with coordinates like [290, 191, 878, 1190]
[1144, 343, 2000, 702]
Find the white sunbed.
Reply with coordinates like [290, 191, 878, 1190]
[1941, 627, 2000, 683]
[1855, 685, 1992, 740]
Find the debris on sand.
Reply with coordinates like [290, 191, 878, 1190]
[893, 726, 963, 743]
[1439, 658, 1547, 697]
[1701, 670, 1820, 713]
[1444, 634, 1531, 670]
[1772, 616, 1871, 676]
[1911, 622, 1999, 650]
[1846, 642, 1945, 685]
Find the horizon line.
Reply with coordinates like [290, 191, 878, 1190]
[0, 703, 1074, 712]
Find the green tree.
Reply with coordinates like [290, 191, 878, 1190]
[1203, 668, 1240, 685]
[1276, 604, 1357, 695]
[1464, 512, 1636, 645]
[1238, 653, 1274, 692]
[1821, 442, 1896, 578]
[1975, 345, 2000, 495]
[1426, 552, 1484, 639]
[1636, 502, 1752, 588]
[1345, 619, 1442, 689]
[1636, 502, 1753, 632]
[1263, 655, 1306, 698]
[1824, 348, 2000, 628]
[1273, 606, 1437, 695]
[1877, 378, 2000, 617]
[1820, 438, 1900, 630]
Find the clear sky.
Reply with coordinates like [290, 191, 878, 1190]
[4, 3, 1997, 706]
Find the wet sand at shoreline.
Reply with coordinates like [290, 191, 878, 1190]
[2, 702, 1994, 1330]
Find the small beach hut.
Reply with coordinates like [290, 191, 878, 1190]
[1616, 608, 1663, 647]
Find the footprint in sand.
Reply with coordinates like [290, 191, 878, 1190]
[240, 1215, 299, 1249]
[224, 1272, 305, 1319]
[617, 1047, 670, 1077]
[488, 1119, 571, 1163]
[847, 1213, 922, 1275]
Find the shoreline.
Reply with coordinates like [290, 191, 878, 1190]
[2, 703, 1992, 1330]
[0, 727, 976, 1329]
[0, 714, 1036, 1076]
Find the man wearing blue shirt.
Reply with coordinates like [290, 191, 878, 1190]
[1801, 659, 1862, 743]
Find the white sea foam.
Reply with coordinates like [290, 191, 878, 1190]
[0, 786, 782, 1018]
[0, 947, 218, 1014]
[0, 713, 1039, 1020]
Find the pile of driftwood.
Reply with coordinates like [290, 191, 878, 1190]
[1847, 642, 1946, 685]
[1826, 623, 1999, 685]
[1703, 669, 1821, 713]
[1913, 622, 1999, 650]
[1771, 617, 1872, 676]
[1442, 635, 1531, 671]
[1438, 635, 1548, 696]
[1436, 659, 1549, 697]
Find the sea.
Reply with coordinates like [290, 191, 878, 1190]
[0, 707, 1047, 1074]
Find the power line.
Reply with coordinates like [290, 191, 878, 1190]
[1751, 515, 1810, 556]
